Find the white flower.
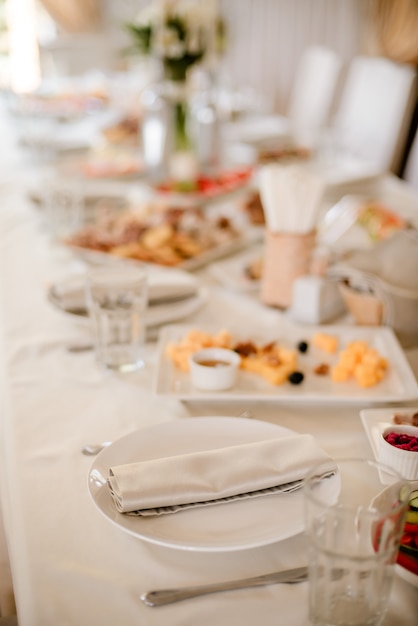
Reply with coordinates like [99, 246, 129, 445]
[177, 0, 218, 24]
[154, 25, 186, 58]
[176, 2, 205, 23]
[134, 2, 163, 27]
[186, 29, 204, 55]
[129, 0, 221, 64]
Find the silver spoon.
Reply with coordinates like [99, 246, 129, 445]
[141, 565, 308, 607]
[67, 342, 94, 353]
[81, 441, 112, 456]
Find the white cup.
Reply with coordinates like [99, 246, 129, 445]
[86, 265, 148, 373]
[189, 348, 240, 391]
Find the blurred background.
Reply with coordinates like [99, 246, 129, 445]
[0, 0, 417, 176]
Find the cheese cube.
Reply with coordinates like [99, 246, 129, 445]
[312, 332, 339, 354]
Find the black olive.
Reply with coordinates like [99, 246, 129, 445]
[288, 371, 304, 385]
[297, 341, 309, 353]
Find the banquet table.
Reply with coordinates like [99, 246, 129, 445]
[0, 100, 418, 626]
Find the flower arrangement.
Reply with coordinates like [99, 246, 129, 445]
[126, 0, 224, 82]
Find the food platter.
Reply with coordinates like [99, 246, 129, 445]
[64, 203, 260, 271]
[154, 324, 418, 404]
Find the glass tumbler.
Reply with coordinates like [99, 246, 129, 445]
[43, 176, 84, 240]
[304, 458, 409, 626]
[86, 265, 148, 373]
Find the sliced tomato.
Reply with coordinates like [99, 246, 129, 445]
[156, 166, 253, 196]
[397, 549, 418, 575]
[198, 177, 220, 195]
[404, 521, 418, 534]
[401, 532, 416, 547]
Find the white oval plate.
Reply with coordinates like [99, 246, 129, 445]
[88, 416, 328, 552]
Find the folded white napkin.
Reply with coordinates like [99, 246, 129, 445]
[107, 434, 336, 516]
[50, 270, 198, 312]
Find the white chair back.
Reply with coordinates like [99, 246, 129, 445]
[287, 45, 343, 147]
[332, 56, 417, 173]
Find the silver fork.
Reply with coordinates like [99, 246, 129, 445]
[81, 441, 112, 456]
[140, 565, 308, 607]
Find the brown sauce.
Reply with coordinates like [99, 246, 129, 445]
[196, 359, 230, 368]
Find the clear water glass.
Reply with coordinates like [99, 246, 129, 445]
[304, 458, 409, 626]
[86, 265, 148, 373]
[43, 176, 85, 240]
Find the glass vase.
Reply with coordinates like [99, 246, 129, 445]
[164, 79, 199, 185]
[141, 69, 206, 184]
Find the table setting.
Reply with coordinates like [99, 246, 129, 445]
[1, 7, 418, 626]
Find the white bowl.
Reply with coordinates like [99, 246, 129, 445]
[189, 348, 241, 391]
[379, 425, 418, 480]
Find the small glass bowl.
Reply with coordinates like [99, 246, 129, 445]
[379, 425, 418, 480]
[189, 348, 241, 391]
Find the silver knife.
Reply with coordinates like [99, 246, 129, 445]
[140, 565, 308, 607]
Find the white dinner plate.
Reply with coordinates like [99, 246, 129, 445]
[88, 416, 331, 551]
[48, 283, 207, 328]
[47, 268, 208, 328]
[154, 324, 418, 404]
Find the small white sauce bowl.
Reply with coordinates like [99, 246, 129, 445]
[189, 348, 241, 391]
[379, 425, 418, 480]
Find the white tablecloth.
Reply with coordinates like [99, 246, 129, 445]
[0, 102, 417, 626]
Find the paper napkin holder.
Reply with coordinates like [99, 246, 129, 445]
[260, 229, 317, 308]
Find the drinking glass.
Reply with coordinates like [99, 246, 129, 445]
[43, 176, 84, 240]
[86, 265, 148, 373]
[304, 458, 409, 626]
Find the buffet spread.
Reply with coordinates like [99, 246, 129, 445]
[0, 51, 418, 626]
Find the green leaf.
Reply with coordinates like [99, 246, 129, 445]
[125, 23, 153, 55]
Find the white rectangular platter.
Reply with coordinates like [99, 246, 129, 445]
[154, 324, 418, 404]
